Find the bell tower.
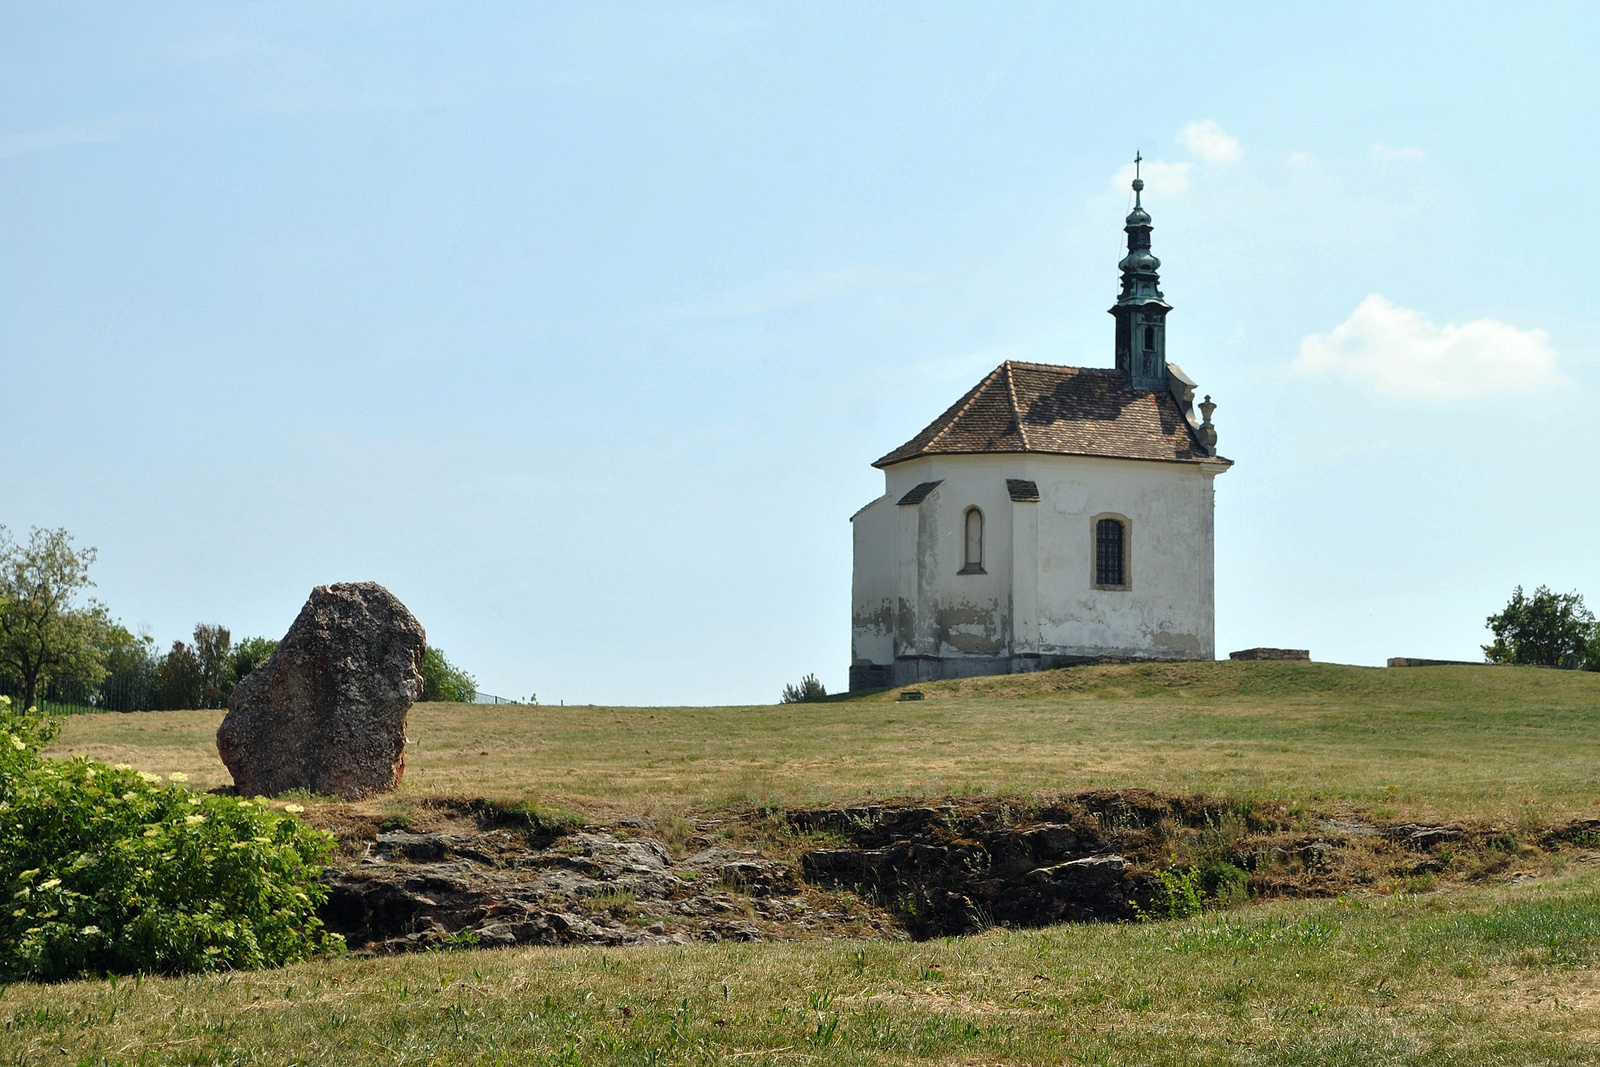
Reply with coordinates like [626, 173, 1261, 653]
[1110, 153, 1171, 391]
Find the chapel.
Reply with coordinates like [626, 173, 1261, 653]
[849, 164, 1233, 692]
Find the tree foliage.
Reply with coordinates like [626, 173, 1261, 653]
[192, 624, 235, 709]
[420, 646, 477, 702]
[780, 673, 828, 703]
[155, 638, 205, 711]
[6, 619, 281, 713]
[1484, 585, 1597, 669]
[142, 628, 280, 711]
[0, 526, 109, 710]
[156, 625, 238, 710]
[95, 625, 160, 712]
[0, 696, 341, 980]
[231, 636, 277, 683]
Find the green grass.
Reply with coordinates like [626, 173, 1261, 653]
[12, 660, 1600, 1064]
[3, 697, 104, 717]
[46, 661, 1600, 824]
[4, 875, 1600, 1064]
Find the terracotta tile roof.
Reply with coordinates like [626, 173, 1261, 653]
[874, 360, 1227, 469]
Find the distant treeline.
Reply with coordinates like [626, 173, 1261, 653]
[0, 622, 478, 713]
[0, 524, 478, 713]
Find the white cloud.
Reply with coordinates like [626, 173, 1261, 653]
[1370, 142, 1428, 162]
[1287, 150, 1318, 171]
[1294, 295, 1559, 400]
[1110, 158, 1191, 196]
[1177, 120, 1243, 164]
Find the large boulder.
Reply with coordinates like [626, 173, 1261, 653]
[217, 582, 426, 799]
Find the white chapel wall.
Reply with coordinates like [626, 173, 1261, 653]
[852, 452, 1218, 681]
[1028, 456, 1215, 659]
[849, 494, 896, 670]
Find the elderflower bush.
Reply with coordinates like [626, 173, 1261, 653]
[0, 699, 342, 981]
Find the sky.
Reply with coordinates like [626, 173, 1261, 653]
[2, 3, 1597, 706]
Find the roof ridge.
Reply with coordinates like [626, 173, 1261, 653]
[998, 358, 1126, 375]
[922, 363, 1007, 452]
[1002, 360, 1030, 451]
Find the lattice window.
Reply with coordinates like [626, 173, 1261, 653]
[1096, 518, 1125, 587]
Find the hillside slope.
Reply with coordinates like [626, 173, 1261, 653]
[48, 661, 1600, 824]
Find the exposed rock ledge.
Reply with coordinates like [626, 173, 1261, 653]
[321, 826, 835, 953]
[311, 793, 1599, 953]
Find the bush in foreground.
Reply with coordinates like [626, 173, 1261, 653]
[0, 696, 342, 981]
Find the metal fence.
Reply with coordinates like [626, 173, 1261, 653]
[0, 674, 160, 715]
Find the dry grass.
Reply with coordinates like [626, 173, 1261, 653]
[47, 661, 1600, 826]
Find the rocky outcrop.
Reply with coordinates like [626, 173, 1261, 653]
[317, 823, 836, 953]
[796, 806, 1134, 935]
[302, 793, 1595, 953]
[216, 582, 426, 799]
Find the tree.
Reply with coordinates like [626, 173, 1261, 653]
[231, 636, 278, 684]
[152, 625, 239, 711]
[1483, 585, 1596, 669]
[192, 624, 235, 709]
[420, 646, 477, 702]
[96, 625, 159, 712]
[155, 640, 204, 711]
[0, 527, 109, 711]
[780, 673, 827, 703]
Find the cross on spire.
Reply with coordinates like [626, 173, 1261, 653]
[1132, 151, 1145, 207]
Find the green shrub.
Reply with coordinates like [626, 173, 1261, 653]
[420, 646, 477, 702]
[1136, 863, 1205, 920]
[780, 674, 827, 704]
[1200, 861, 1251, 905]
[231, 636, 278, 683]
[0, 696, 342, 981]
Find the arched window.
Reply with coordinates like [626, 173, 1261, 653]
[1093, 515, 1129, 589]
[1143, 325, 1156, 352]
[960, 507, 985, 574]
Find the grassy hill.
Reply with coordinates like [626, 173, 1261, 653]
[48, 660, 1600, 824]
[10, 660, 1600, 1065]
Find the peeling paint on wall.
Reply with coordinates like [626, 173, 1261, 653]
[852, 603, 895, 634]
[934, 602, 1004, 654]
[850, 453, 1224, 689]
[1151, 629, 1203, 653]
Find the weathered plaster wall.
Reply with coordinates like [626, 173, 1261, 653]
[850, 495, 896, 680]
[1024, 455, 1215, 659]
[850, 452, 1223, 689]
